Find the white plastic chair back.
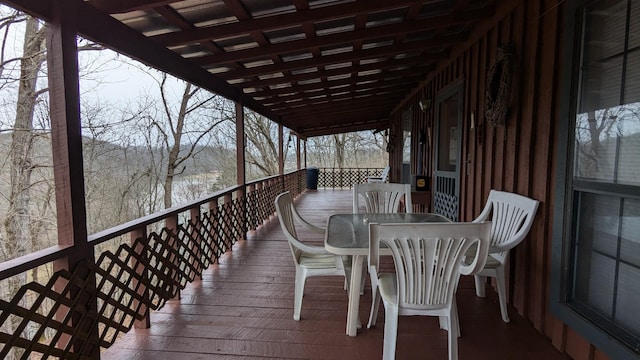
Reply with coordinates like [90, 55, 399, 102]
[275, 192, 303, 263]
[367, 166, 390, 183]
[471, 189, 539, 323]
[274, 191, 347, 321]
[369, 222, 491, 360]
[473, 189, 539, 264]
[353, 183, 412, 213]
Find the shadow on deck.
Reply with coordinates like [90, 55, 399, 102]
[103, 189, 567, 360]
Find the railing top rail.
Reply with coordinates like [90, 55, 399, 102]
[88, 184, 243, 245]
[0, 245, 74, 280]
[0, 170, 307, 281]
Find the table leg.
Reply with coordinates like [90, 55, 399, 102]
[346, 254, 364, 336]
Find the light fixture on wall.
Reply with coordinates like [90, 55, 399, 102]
[418, 97, 431, 112]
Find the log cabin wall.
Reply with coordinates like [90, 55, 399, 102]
[390, 1, 610, 359]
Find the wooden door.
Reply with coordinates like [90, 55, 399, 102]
[433, 82, 463, 221]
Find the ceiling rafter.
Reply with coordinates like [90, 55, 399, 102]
[151, 0, 427, 46]
[239, 56, 431, 91]
[191, 8, 491, 67]
[256, 70, 427, 102]
[214, 36, 458, 81]
[89, 0, 174, 14]
[6, 0, 498, 138]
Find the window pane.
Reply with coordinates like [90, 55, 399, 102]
[617, 112, 640, 186]
[629, 1, 640, 49]
[580, 0, 627, 113]
[620, 198, 640, 265]
[574, 250, 615, 317]
[576, 193, 619, 257]
[616, 263, 640, 336]
[624, 50, 640, 104]
[574, 103, 640, 185]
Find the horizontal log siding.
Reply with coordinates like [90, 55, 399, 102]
[390, 1, 609, 359]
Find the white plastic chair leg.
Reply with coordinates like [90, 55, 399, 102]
[293, 268, 306, 321]
[495, 267, 510, 322]
[474, 274, 486, 297]
[447, 314, 458, 360]
[438, 309, 460, 338]
[382, 305, 399, 360]
[368, 285, 381, 328]
[452, 300, 460, 338]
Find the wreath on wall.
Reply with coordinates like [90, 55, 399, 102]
[485, 44, 515, 127]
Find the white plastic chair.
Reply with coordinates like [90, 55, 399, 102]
[368, 222, 492, 360]
[274, 192, 349, 321]
[353, 182, 412, 214]
[353, 182, 412, 323]
[366, 166, 390, 183]
[472, 189, 540, 322]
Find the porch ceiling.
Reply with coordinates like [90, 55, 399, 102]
[8, 0, 496, 138]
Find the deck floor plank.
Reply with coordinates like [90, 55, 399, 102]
[103, 189, 567, 360]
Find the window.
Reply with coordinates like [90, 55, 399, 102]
[554, 0, 640, 357]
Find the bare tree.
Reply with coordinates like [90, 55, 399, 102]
[332, 133, 347, 169]
[147, 73, 233, 208]
[243, 110, 289, 179]
[306, 131, 386, 169]
[0, 9, 47, 360]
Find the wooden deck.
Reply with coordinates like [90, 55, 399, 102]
[102, 189, 567, 360]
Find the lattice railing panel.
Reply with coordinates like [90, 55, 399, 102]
[0, 212, 236, 358]
[0, 172, 302, 358]
[230, 197, 245, 241]
[318, 168, 382, 188]
[433, 192, 458, 222]
[246, 190, 260, 230]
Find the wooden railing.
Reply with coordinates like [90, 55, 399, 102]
[0, 170, 306, 359]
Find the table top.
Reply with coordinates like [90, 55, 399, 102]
[325, 213, 450, 255]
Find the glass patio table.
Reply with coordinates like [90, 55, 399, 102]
[325, 212, 450, 336]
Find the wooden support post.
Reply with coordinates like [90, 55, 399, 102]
[296, 135, 301, 170]
[235, 102, 247, 239]
[278, 123, 284, 177]
[47, 1, 96, 357]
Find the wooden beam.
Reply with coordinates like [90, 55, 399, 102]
[193, 8, 493, 67]
[88, 0, 174, 14]
[151, 0, 427, 46]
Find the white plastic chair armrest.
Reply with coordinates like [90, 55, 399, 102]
[283, 230, 331, 255]
[295, 242, 333, 255]
[292, 207, 326, 234]
[459, 221, 492, 276]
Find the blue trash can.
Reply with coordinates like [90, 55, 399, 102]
[306, 167, 319, 190]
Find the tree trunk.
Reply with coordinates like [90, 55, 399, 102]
[1, 16, 46, 360]
[163, 82, 190, 209]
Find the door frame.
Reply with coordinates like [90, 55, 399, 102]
[432, 80, 464, 221]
